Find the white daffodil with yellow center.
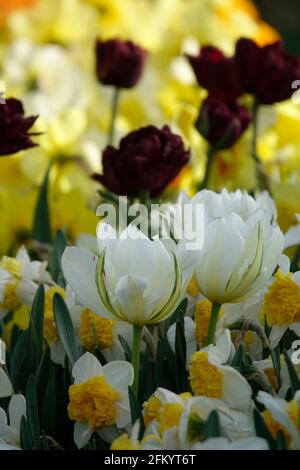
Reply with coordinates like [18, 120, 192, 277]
[188, 338, 251, 410]
[0, 246, 52, 319]
[258, 391, 300, 450]
[67, 352, 133, 449]
[262, 269, 300, 347]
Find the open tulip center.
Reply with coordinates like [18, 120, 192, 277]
[68, 376, 119, 431]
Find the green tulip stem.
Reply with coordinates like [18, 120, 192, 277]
[251, 100, 272, 195]
[198, 145, 215, 191]
[108, 87, 120, 146]
[132, 324, 143, 397]
[206, 303, 222, 346]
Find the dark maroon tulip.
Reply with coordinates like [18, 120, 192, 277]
[196, 96, 251, 150]
[235, 38, 300, 104]
[187, 46, 242, 99]
[0, 98, 38, 156]
[95, 38, 148, 89]
[93, 125, 190, 197]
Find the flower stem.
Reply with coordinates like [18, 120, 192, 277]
[132, 324, 143, 397]
[206, 303, 222, 346]
[108, 87, 120, 146]
[251, 100, 272, 195]
[197, 146, 214, 191]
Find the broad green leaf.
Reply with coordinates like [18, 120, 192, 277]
[20, 416, 34, 450]
[203, 410, 220, 439]
[53, 293, 79, 366]
[26, 376, 41, 450]
[32, 166, 52, 244]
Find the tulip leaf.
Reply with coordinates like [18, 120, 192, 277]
[175, 320, 188, 393]
[28, 284, 45, 361]
[20, 415, 34, 450]
[53, 293, 79, 366]
[128, 385, 145, 439]
[283, 349, 300, 395]
[32, 166, 52, 244]
[49, 229, 67, 287]
[291, 245, 300, 273]
[42, 366, 56, 437]
[26, 376, 41, 450]
[164, 297, 188, 332]
[276, 430, 288, 450]
[203, 410, 221, 439]
[10, 329, 32, 391]
[254, 408, 276, 450]
[118, 334, 132, 362]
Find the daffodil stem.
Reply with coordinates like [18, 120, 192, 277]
[108, 87, 120, 146]
[251, 101, 272, 196]
[206, 303, 222, 346]
[132, 325, 143, 397]
[197, 146, 214, 191]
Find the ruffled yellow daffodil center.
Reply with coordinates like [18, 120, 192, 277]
[110, 434, 139, 450]
[79, 308, 115, 351]
[189, 351, 223, 398]
[262, 271, 300, 326]
[1, 283, 21, 311]
[68, 376, 119, 431]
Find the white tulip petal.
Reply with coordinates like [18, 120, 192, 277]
[114, 391, 131, 428]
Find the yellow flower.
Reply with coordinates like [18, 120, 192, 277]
[189, 351, 224, 398]
[79, 308, 115, 351]
[68, 376, 119, 430]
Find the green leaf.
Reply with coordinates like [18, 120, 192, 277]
[174, 320, 187, 393]
[28, 284, 45, 360]
[164, 298, 188, 333]
[10, 330, 31, 391]
[118, 334, 132, 362]
[291, 245, 300, 273]
[26, 376, 41, 450]
[276, 430, 288, 450]
[283, 349, 300, 395]
[203, 410, 220, 439]
[32, 166, 52, 244]
[254, 408, 276, 450]
[42, 366, 56, 436]
[49, 230, 67, 286]
[270, 345, 282, 389]
[231, 344, 246, 367]
[20, 416, 34, 450]
[53, 293, 79, 366]
[128, 386, 145, 439]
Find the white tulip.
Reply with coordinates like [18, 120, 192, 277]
[191, 189, 284, 304]
[62, 223, 193, 326]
